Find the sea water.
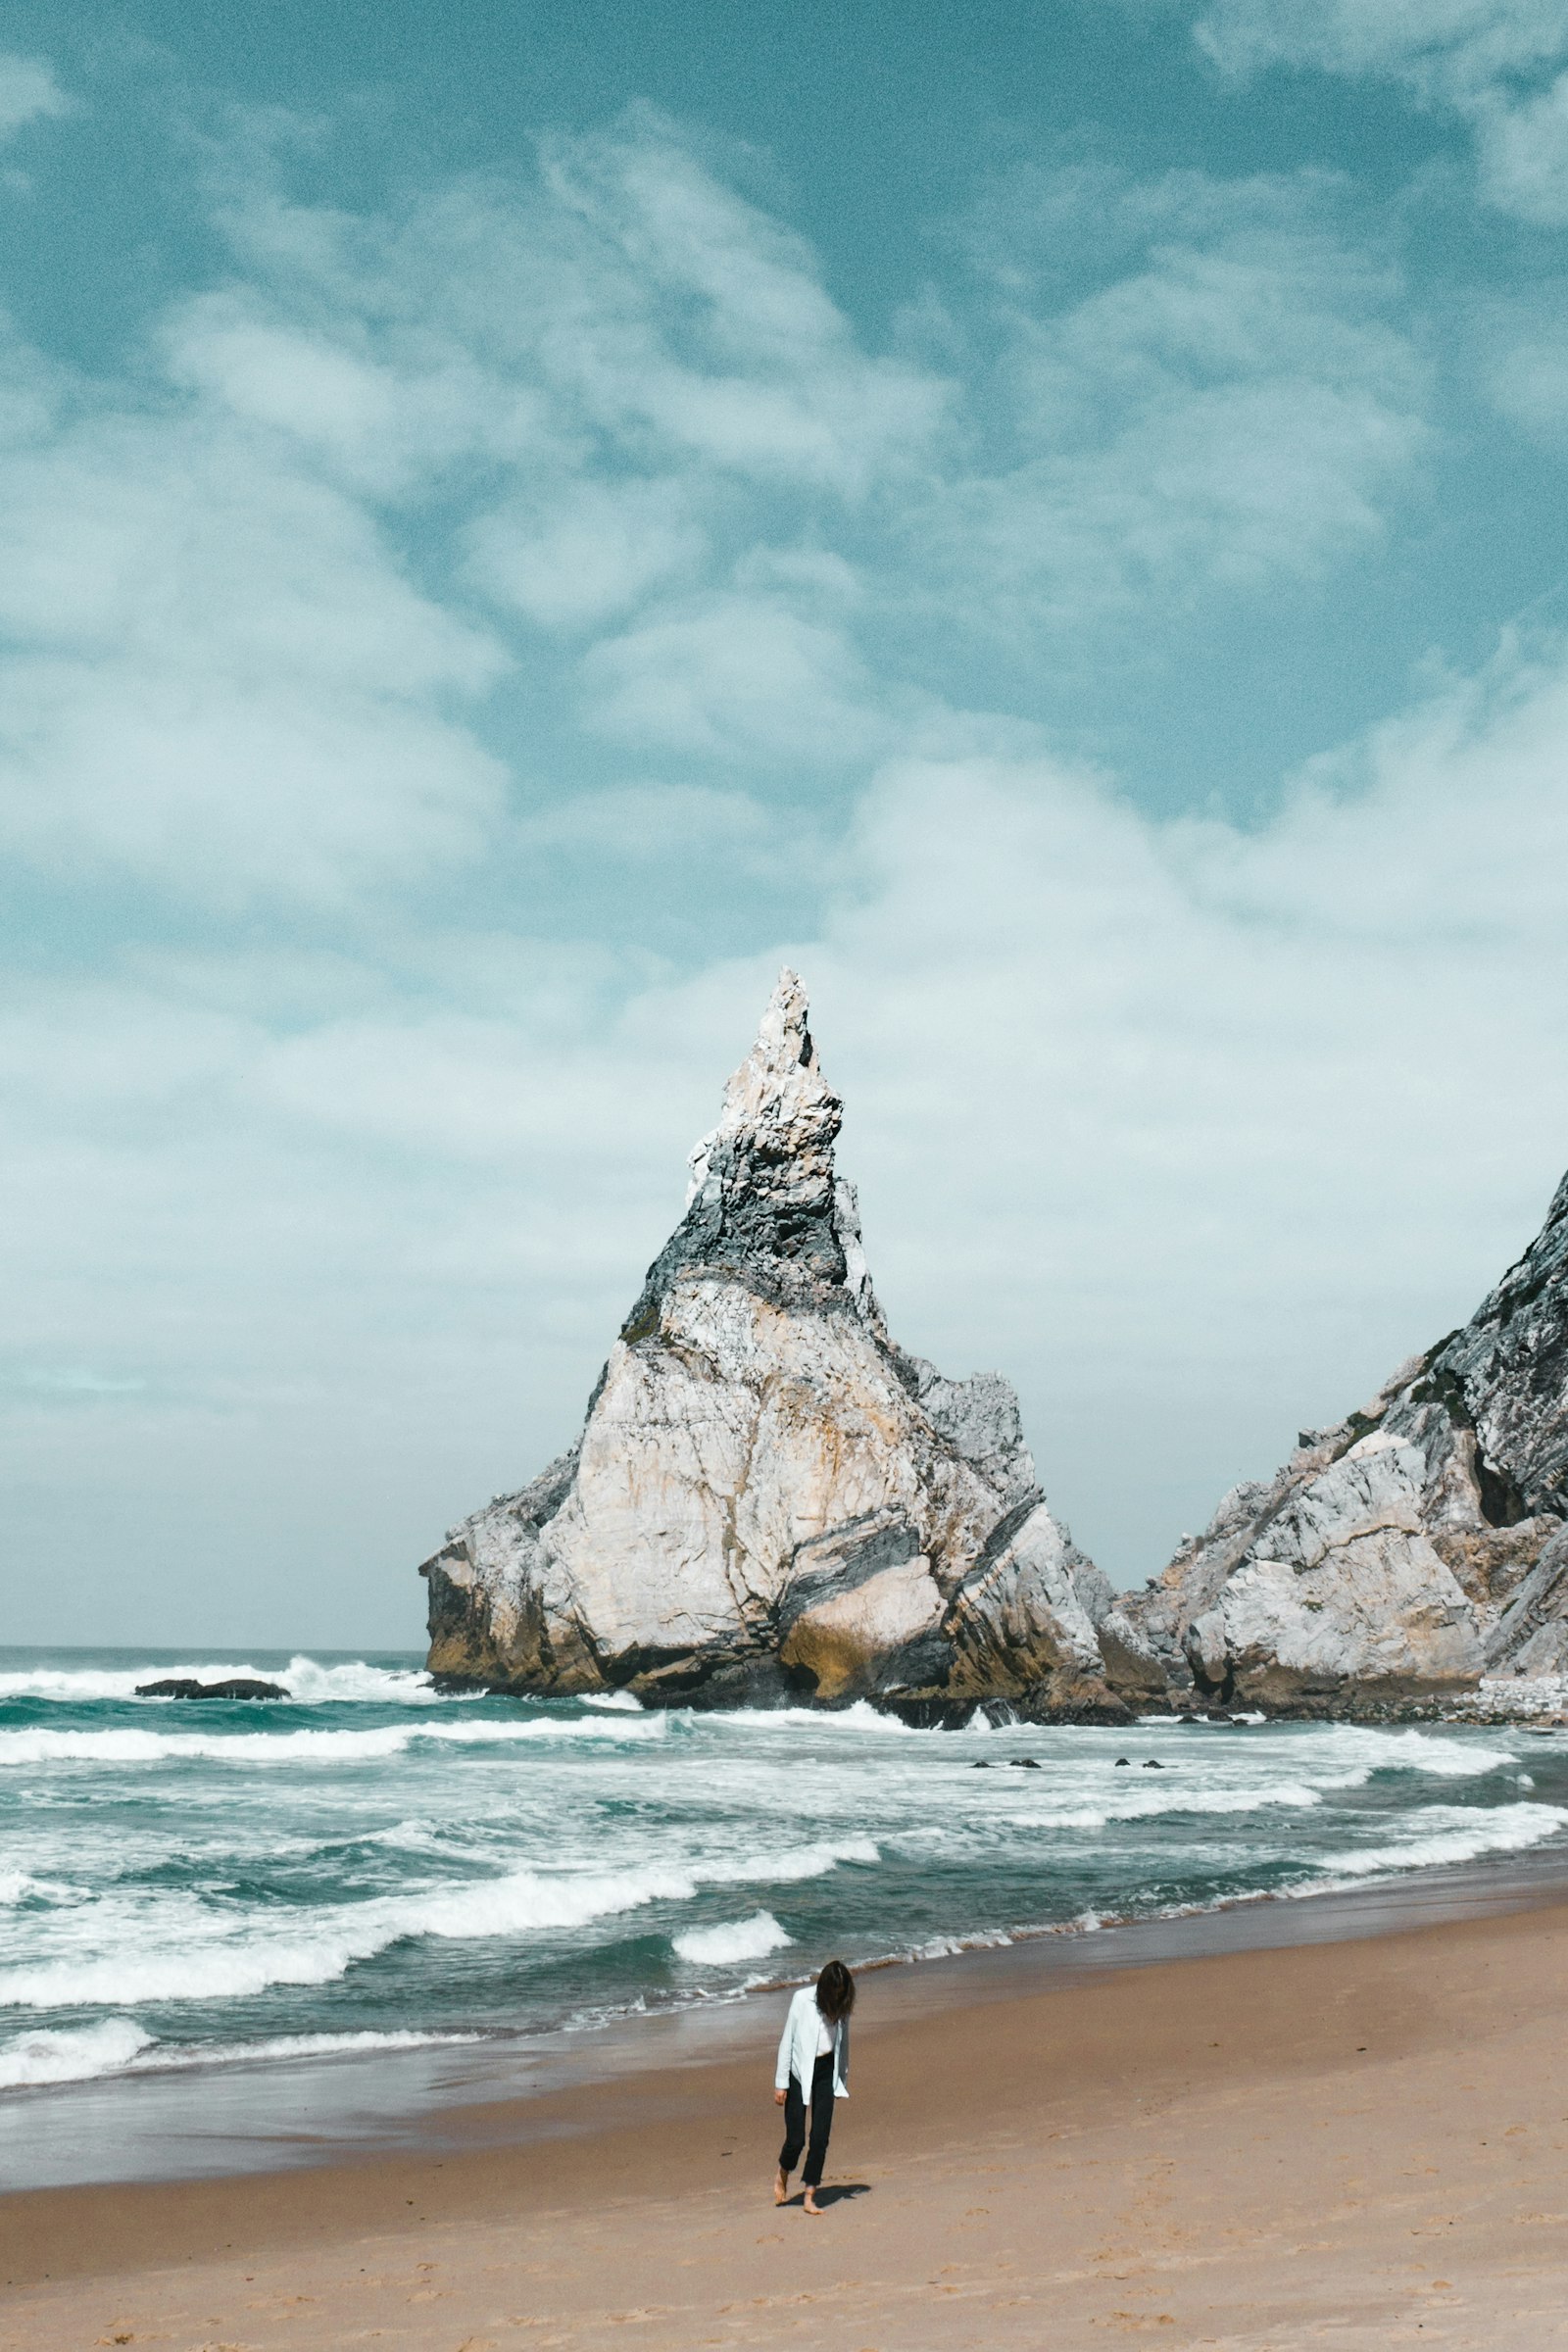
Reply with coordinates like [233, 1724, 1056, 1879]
[2, 1645, 1564, 2099]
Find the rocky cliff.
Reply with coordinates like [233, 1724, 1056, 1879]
[1125, 1169, 1568, 1713]
[421, 972, 1141, 1719]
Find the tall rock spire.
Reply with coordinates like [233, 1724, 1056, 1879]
[620, 969, 869, 1340]
[421, 973, 1136, 1719]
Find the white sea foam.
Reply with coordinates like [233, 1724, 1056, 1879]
[693, 1700, 917, 1735]
[272, 1657, 440, 1705]
[0, 1838, 881, 2010]
[1013, 1779, 1334, 1830]
[1316, 1727, 1516, 1779]
[0, 1661, 277, 1704]
[0, 1656, 439, 1706]
[673, 1912, 792, 1965]
[1001, 1728, 1517, 1833]
[0, 2018, 154, 2088]
[906, 1927, 1014, 1960]
[1300, 1800, 1568, 1886]
[145, 2027, 486, 2072]
[0, 1711, 667, 1769]
[365, 1818, 455, 1854]
[0, 1871, 79, 1907]
[0, 2019, 485, 2093]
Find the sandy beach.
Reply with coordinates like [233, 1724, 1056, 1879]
[6, 1885, 1568, 2352]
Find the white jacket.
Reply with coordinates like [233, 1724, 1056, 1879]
[775, 1984, 850, 2100]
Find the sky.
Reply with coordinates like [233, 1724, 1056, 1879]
[4, 0, 1568, 1648]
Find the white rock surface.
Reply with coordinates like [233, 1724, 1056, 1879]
[1128, 1172, 1568, 1712]
[422, 972, 1131, 1718]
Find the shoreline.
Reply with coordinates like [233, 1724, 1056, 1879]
[7, 1831, 1568, 2203]
[9, 1864, 1568, 2348]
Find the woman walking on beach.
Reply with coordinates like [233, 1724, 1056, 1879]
[773, 1959, 854, 2216]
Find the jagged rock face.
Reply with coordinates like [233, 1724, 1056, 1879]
[423, 972, 1131, 1719]
[1128, 1172, 1568, 1712]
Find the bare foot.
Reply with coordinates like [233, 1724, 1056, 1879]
[774, 2168, 789, 2205]
[803, 2190, 824, 2217]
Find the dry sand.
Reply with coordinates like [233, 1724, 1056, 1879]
[6, 1899, 1568, 2350]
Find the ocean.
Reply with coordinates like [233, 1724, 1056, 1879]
[3, 1646, 1565, 2102]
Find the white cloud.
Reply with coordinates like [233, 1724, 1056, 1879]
[162, 295, 549, 497]
[922, 168, 1429, 624]
[1474, 72, 1568, 223]
[1195, 0, 1568, 97]
[0, 117, 1440, 931]
[1195, 0, 1568, 221]
[578, 592, 890, 760]
[1482, 302, 1568, 439]
[468, 476, 709, 630]
[208, 108, 948, 502]
[529, 110, 950, 492]
[519, 782, 775, 858]
[0, 53, 71, 142]
[0, 411, 507, 903]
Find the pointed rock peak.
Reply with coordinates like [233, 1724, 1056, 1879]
[700, 968, 841, 1180]
[626, 971, 856, 1335]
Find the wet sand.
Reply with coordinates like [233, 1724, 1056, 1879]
[6, 1880, 1568, 2348]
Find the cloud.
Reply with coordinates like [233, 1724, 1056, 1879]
[1475, 72, 1568, 223]
[162, 293, 549, 499]
[467, 476, 709, 630]
[578, 592, 890, 760]
[529, 109, 950, 493]
[0, 107, 957, 911]
[0, 53, 71, 142]
[20, 1369, 147, 1396]
[918, 166, 1430, 628]
[0, 113, 1443, 933]
[1481, 299, 1568, 440]
[519, 782, 776, 858]
[208, 106, 948, 501]
[1194, 0, 1568, 222]
[0, 410, 508, 904]
[1194, 0, 1568, 97]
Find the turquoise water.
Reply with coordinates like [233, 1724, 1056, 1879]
[2, 1646, 1564, 2096]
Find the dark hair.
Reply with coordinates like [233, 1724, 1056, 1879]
[814, 1958, 856, 2024]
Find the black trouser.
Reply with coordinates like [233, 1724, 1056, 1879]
[778, 2051, 836, 2188]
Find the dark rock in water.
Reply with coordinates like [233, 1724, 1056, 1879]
[971, 1760, 991, 1768]
[135, 1677, 287, 1700]
[1127, 1163, 1568, 1712]
[1007, 1756, 1042, 1769]
[420, 972, 1144, 1720]
[1142, 1758, 1164, 1769]
[1114, 1755, 1130, 1766]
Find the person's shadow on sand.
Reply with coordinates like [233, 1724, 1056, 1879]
[781, 2182, 871, 2209]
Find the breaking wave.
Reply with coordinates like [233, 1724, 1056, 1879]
[0, 2018, 155, 2089]
[0, 1712, 667, 1769]
[0, 2019, 483, 2091]
[673, 1912, 793, 1966]
[0, 1838, 880, 2010]
[1301, 1800, 1568, 1886]
[0, 1656, 441, 1706]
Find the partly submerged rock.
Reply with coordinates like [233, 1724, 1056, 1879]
[422, 971, 1133, 1720]
[1127, 1169, 1568, 1713]
[135, 1677, 288, 1700]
